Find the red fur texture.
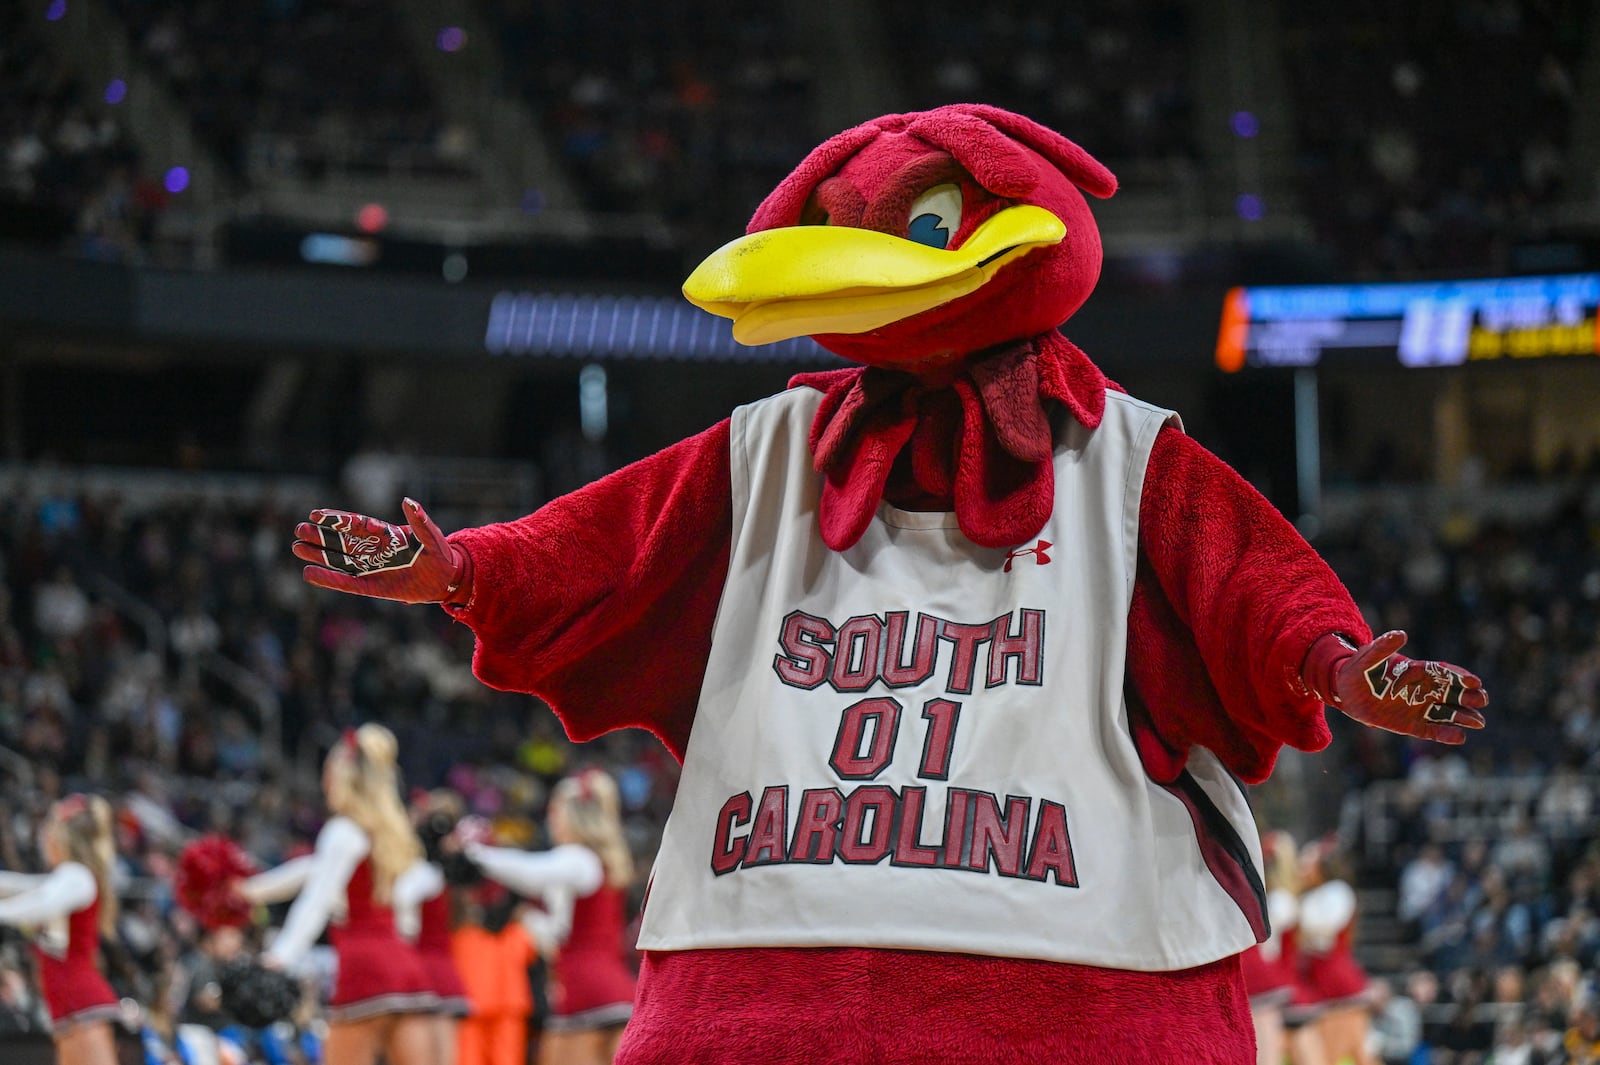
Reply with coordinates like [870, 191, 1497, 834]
[789, 331, 1107, 550]
[448, 423, 735, 761]
[619, 947, 1254, 1065]
[1129, 429, 1372, 783]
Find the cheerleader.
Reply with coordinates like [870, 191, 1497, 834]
[1242, 830, 1300, 1065]
[258, 724, 437, 1065]
[397, 791, 472, 1065]
[0, 794, 122, 1065]
[1297, 839, 1374, 1065]
[467, 769, 636, 1065]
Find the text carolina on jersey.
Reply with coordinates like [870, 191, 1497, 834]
[708, 608, 1078, 887]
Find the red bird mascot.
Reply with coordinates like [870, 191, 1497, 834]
[294, 105, 1487, 1064]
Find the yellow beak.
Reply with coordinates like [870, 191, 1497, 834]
[682, 204, 1067, 345]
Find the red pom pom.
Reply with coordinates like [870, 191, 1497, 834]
[175, 835, 258, 932]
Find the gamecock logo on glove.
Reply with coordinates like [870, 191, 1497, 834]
[1363, 657, 1468, 724]
[314, 513, 425, 576]
[294, 499, 467, 605]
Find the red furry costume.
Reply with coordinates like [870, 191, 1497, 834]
[296, 106, 1486, 1064]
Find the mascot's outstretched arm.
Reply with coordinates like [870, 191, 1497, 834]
[295, 425, 1484, 775]
[294, 419, 735, 759]
[1126, 427, 1486, 784]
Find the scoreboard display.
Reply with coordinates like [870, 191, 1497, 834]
[1216, 273, 1600, 371]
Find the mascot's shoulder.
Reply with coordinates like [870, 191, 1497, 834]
[733, 380, 829, 428]
[1103, 389, 1173, 420]
[1100, 388, 1185, 442]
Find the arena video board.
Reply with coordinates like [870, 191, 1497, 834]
[483, 291, 830, 363]
[1215, 273, 1600, 371]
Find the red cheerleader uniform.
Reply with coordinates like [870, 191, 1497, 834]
[1288, 880, 1367, 1022]
[419, 888, 471, 1017]
[0, 863, 121, 1033]
[547, 881, 635, 1032]
[326, 858, 438, 1022]
[1241, 888, 1298, 1008]
[34, 897, 121, 1031]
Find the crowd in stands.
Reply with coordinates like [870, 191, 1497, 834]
[5, 0, 1594, 277]
[0, 478, 679, 831]
[1, 456, 1596, 1059]
[0, 482, 668, 1058]
[1304, 482, 1600, 1063]
[109, 0, 472, 183]
[882, 0, 1198, 173]
[1279, 0, 1591, 276]
[480, 0, 818, 247]
[0, 3, 167, 262]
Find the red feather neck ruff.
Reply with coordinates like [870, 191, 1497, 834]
[790, 331, 1112, 551]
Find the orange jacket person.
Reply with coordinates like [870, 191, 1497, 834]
[453, 896, 538, 1065]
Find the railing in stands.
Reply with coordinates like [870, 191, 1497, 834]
[200, 651, 283, 771]
[0, 744, 34, 790]
[85, 574, 166, 662]
[1360, 775, 1599, 865]
[85, 572, 284, 772]
[0, 464, 325, 512]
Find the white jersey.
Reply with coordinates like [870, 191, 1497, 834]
[638, 386, 1269, 971]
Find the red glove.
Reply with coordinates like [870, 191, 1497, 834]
[1301, 630, 1488, 745]
[293, 498, 471, 606]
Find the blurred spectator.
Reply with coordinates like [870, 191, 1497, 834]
[1567, 1005, 1600, 1064]
[341, 444, 412, 519]
[1400, 843, 1455, 929]
[452, 886, 538, 1065]
[1538, 766, 1592, 835]
[31, 567, 89, 643]
[1488, 1018, 1544, 1064]
[1492, 818, 1552, 888]
[1368, 975, 1424, 1064]
[479, 0, 817, 246]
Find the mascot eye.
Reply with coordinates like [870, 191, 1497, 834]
[906, 184, 962, 249]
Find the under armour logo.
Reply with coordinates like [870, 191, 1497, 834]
[1003, 540, 1052, 572]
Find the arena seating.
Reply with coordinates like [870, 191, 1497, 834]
[6, 0, 1594, 275]
[477, 0, 819, 245]
[1312, 484, 1600, 1060]
[879, 0, 1198, 170]
[2, 459, 1595, 1059]
[0, 3, 155, 260]
[105, 0, 470, 183]
[1278, 0, 1590, 275]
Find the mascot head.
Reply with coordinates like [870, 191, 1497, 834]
[684, 104, 1116, 371]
